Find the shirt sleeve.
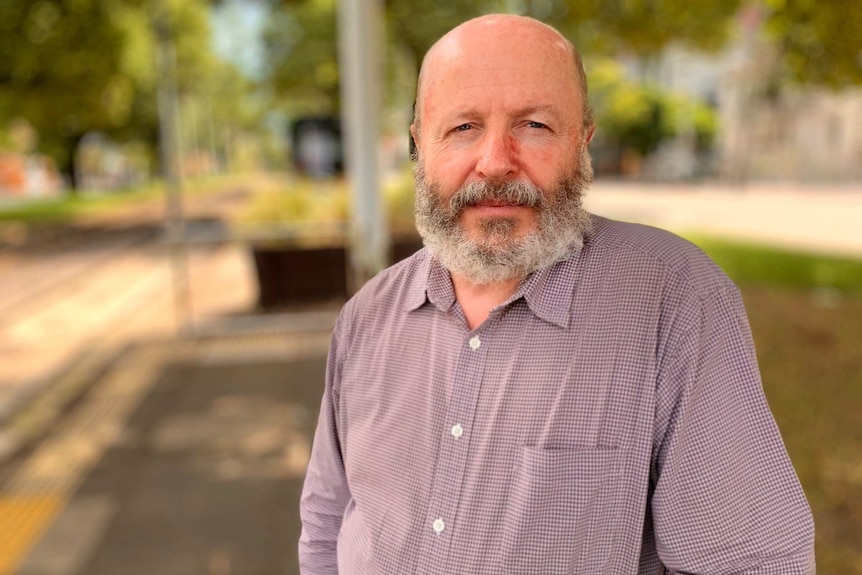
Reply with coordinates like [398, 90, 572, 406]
[299, 312, 351, 575]
[651, 284, 815, 574]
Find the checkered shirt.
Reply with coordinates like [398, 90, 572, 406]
[299, 215, 815, 575]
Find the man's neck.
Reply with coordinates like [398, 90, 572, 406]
[451, 273, 523, 330]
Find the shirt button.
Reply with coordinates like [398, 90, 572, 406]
[432, 518, 445, 534]
[451, 424, 464, 439]
[468, 336, 481, 350]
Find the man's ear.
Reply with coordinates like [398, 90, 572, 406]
[585, 124, 596, 146]
[409, 122, 419, 162]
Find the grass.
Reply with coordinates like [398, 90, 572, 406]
[689, 235, 862, 294]
[687, 236, 862, 573]
[0, 182, 168, 223]
[0, 173, 248, 223]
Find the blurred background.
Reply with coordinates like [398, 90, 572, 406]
[0, 0, 860, 573]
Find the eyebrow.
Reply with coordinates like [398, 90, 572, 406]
[446, 104, 556, 121]
[512, 104, 554, 116]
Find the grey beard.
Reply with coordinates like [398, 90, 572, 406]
[413, 148, 594, 285]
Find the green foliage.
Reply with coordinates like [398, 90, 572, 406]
[0, 0, 254, 188]
[384, 168, 417, 235]
[265, 0, 737, 132]
[237, 174, 417, 245]
[263, 0, 501, 119]
[668, 95, 718, 151]
[263, 0, 340, 115]
[549, 0, 742, 55]
[763, 0, 862, 87]
[0, 180, 166, 223]
[0, 172, 247, 224]
[240, 181, 348, 227]
[0, 0, 134, 174]
[589, 59, 717, 156]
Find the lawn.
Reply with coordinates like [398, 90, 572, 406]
[690, 237, 862, 573]
[0, 173, 255, 223]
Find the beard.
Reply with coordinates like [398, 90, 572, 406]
[413, 146, 594, 286]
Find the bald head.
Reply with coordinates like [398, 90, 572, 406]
[408, 15, 596, 285]
[413, 14, 593, 145]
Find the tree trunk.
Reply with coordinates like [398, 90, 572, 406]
[58, 132, 86, 195]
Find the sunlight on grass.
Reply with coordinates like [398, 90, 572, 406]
[686, 235, 862, 294]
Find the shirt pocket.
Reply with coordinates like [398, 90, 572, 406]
[500, 446, 618, 575]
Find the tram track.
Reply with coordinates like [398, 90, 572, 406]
[0, 228, 158, 327]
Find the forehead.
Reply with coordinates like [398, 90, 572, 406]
[419, 25, 579, 121]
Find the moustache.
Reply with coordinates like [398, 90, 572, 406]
[448, 180, 546, 213]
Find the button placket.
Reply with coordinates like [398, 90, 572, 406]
[417, 330, 490, 573]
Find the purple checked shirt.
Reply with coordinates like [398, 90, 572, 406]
[299, 215, 815, 574]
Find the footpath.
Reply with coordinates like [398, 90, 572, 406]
[0, 327, 334, 575]
[585, 180, 862, 258]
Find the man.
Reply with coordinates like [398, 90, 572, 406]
[300, 14, 815, 575]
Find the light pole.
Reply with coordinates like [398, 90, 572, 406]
[153, 1, 193, 334]
[337, 0, 389, 290]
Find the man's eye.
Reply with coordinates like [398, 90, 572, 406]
[527, 121, 548, 129]
[453, 124, 472, 132]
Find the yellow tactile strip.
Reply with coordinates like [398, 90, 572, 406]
[0, 496, 61, 574]
[0, 345, 165, 575]
[0, 330, 331, 575]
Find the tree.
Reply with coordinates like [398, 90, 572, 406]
[0, 0, 240, 191]
[264, 0, 341, 115]
[589, 58, 717, 171]
[0, 0, 141, 189]
[762, 0, 862, 87]
[264, 0, 742, 116]
[551, 0, 742, 56]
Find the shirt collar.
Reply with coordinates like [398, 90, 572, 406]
[518, 245, 583, 329]
[403, 249, 457, 313]
[403, 243, 585, 329]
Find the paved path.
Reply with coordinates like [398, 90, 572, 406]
[585, 181, 862, 258]
[0, 332, 331, 575]
[0, 240, 257, 459]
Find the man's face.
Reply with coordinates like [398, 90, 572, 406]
[411, 18, 594, 284]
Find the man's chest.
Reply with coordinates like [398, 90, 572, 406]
[339, 303, 658, 454]
[335, 306, 659, 574]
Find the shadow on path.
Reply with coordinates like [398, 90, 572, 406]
[2, 334, 328, 575]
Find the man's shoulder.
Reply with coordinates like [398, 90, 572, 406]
[339, 247, 430, 326]
[587, 214, 735, 296]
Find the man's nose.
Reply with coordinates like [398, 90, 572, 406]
[475, 130, 518, 181]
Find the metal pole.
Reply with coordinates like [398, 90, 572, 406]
[154, 5, 193, 335]
[337, 0, 388, 290]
